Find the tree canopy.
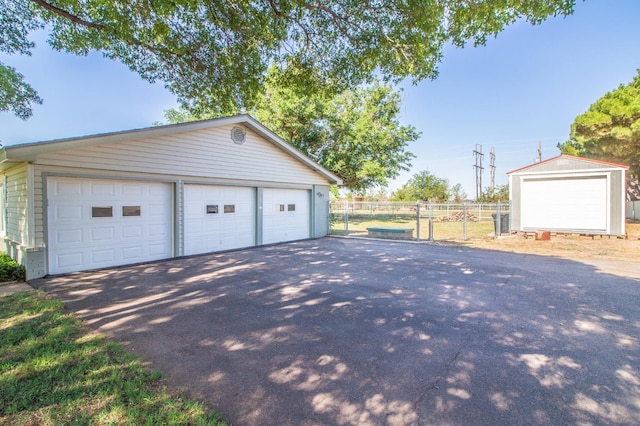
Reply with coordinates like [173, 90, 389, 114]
[1, 0, 576, 119]
[558, 69, 640, 178]
[166, 69, 418, 192]
[392, 170, 451, 202]
[477, 184, 509, 202]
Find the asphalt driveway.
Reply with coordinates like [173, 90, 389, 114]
[32, 237, 640, 425]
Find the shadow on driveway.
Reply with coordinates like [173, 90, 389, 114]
[32, 237, 640, 425]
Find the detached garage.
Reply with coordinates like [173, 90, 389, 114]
[0, 114, 341, 278]
[508, 155, 627, 236]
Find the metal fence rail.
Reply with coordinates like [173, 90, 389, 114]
[330, 201, 511, 241]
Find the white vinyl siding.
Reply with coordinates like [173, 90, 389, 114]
[33, 125, 328, 185]
[5, 164, 29, 245]
[0, 180, 5, 236]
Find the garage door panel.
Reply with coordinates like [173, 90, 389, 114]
[91, 227, 115, 242]
[122, 246, 143, 260]
[122, 225, 143, 238]
[92, 249, 115, 264]
[184, 184, 256, 256]
[90, 182, 115, 196]
[54, 204, 83, 220]
[54, 181, 83, 197]
[522, 177, 607, 231]
[263, 189, 310, 244]
[56, 229, 83, 244]
[122, 183, 144, 197]
[47, 177, 173, 274]
[56, 253, 83, 270]
[148, 243, 169, 256]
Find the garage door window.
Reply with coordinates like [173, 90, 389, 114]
[122, 206, 141, 217]
[207, 205, 219, 214]
[277, 204, 285, 212]
[92, 206, 113, 218]
[288, 204, 296, 212]
[224, 204, 235, 213]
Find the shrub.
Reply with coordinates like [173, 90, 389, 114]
[0, 253, 26, 281]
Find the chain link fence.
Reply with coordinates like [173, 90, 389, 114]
[330, 201, 511, 241]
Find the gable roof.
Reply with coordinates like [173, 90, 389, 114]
[507, 154, 629, 175]
[0, 114, 343, 184]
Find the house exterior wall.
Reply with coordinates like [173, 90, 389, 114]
[0, 164, 46, 279]
[7, 123, 335, 278]
[5, 164, 29, 246]
[33, 125, 328, 186]
[312, 185, 331, 238]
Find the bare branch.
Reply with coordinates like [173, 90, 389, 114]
[30, 0, 105, 30]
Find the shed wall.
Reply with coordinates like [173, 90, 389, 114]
[610, 169, 625, 235]
[509, 168, 626, 236]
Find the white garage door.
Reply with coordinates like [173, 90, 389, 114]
[263, 188, 310, 244]
[184, 184, 256, 255]
[522, 176, 608, 231]
[47, 177, 173, 274]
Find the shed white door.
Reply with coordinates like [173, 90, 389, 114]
[521, 176, 608, 231]
[263, 188, 310, 244]
[47, 177, 173, 274]
[184, 184, 256, 255]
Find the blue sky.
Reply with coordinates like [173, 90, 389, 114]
[1, 0, 639, 197]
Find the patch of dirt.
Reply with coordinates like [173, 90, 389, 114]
[444, 222, 640, 263]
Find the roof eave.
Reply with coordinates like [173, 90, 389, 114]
[507, 154, 629, 175]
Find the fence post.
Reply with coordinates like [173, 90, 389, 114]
[463, 203, 467, 240]
[430, 204, 434, 241]
[415, 201, 421, 241]
[495, 200, 501, 238]
[344, 200, 349, 235]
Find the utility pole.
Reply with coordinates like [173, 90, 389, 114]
[489, 147, 496, 198]
[537, 141, 542, 163]
[473, 144, 484, 200]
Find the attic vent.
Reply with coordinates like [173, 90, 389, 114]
[231, 126, 246, 144]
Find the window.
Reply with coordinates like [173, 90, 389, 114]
[207, 205, 219, 214]
[224, 205, 235, 213]
[92, 206, 113, 218]
[288, 204, 296, 212]
[277, 204, 285, 212]
[122, 206, 141, 217]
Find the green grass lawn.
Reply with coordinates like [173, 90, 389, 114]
[330, 215, 497, 240]
[0, 291, 226, 425]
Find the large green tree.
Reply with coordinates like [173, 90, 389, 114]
[1, 0, 576, 118]
[392, 170, 451, 202]
[558, 70, 640, 178]
[0, 0, 43, 119]
[166, 68, 419, 192]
